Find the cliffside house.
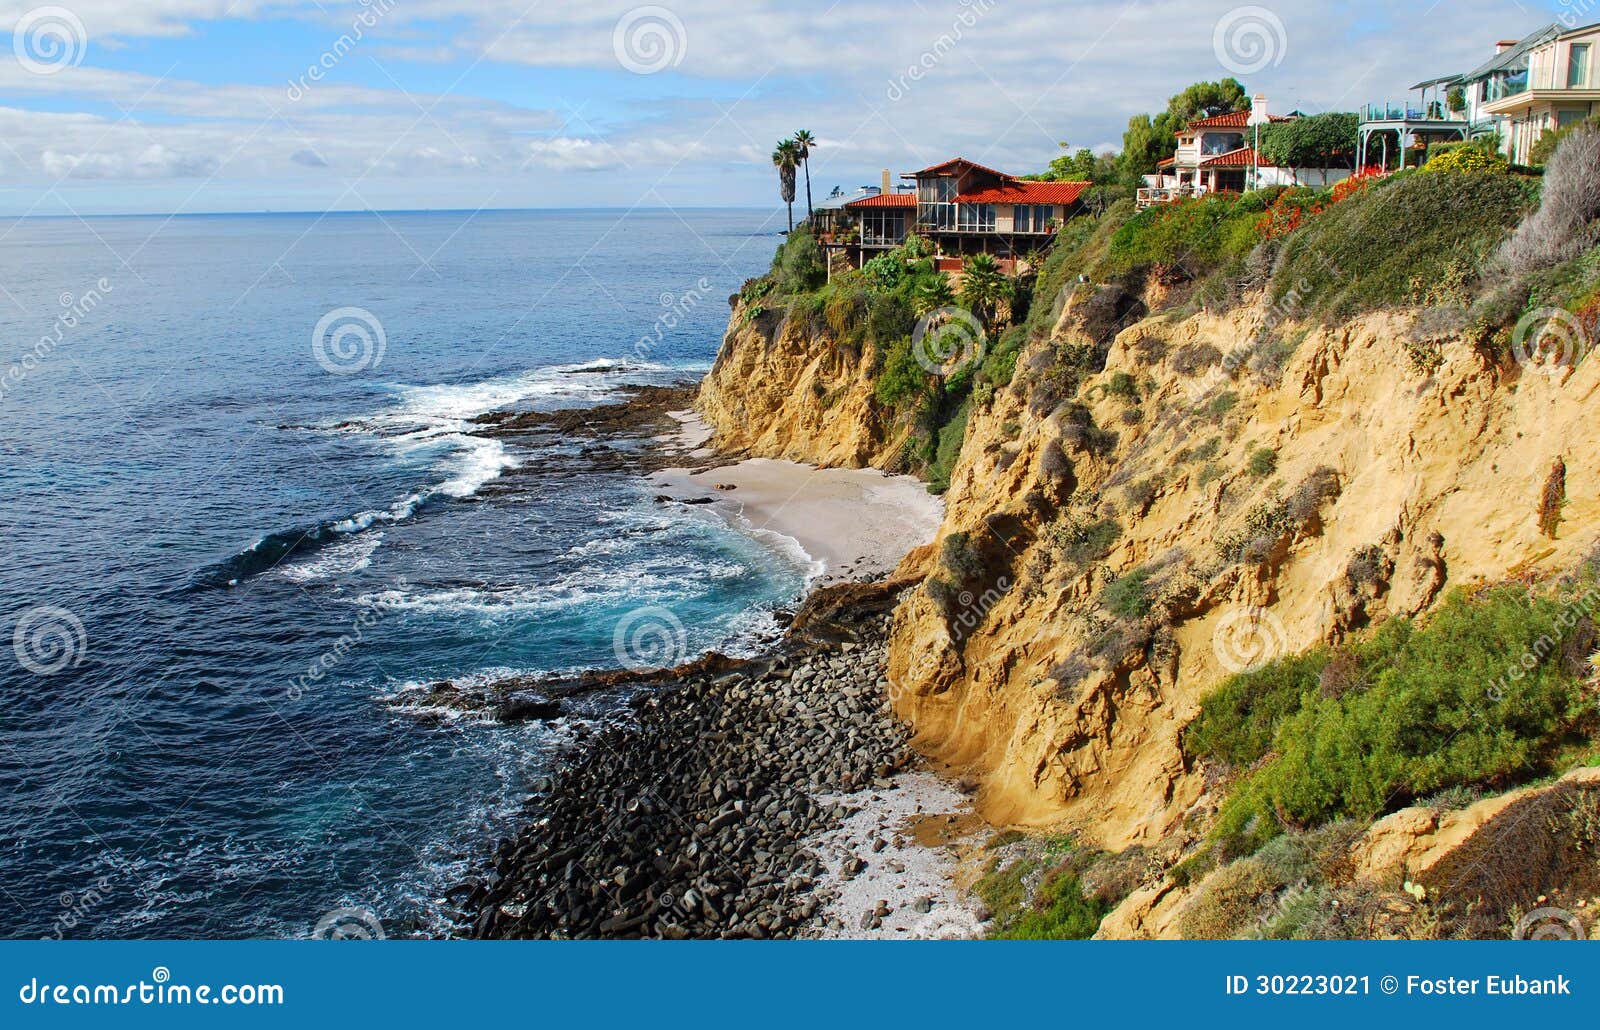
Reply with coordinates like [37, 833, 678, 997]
[844, 189, 918, 252]
[1479, 20, 1600, 163]
[1356, 72, 1473, 172]
[1361, 22, 1600, 168]
[810, 184, 887, 237]
[1138, 105, 1352, 208]
[816, 158, 1089, 273]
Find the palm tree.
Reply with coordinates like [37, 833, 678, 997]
[793, 129, 817, 222]
[912, 276, 954, 316]
[772, 139, 800, 232]
[958, 254, 1013, 325]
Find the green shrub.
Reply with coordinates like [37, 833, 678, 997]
[1204, 391, 1238, 418]
[823, 286, 867, 338]
[873, 335, 929, 409]
[925, 399, 971, 494]
[993, 871, 1109, 940]
[1422, 145, 1509, 175]
[771, 227, 825, 293]
[1183, 649, 1332, 767]
[1246, 446, 1278, 477]
[1269, 170, 1532, 319]
[976, 325, 1027, 393]
[1102, 565, 1154, 618]
[1178, 857, 1277, 939]
[1187, 436, 1221, 464]
[1204, 585, 1593, 857]
[1101, 194, 1265, 283]
[939, 530, 986, 583]
[1049, 514, 1122, 565]
[866, 289, 915, 347]
[1106, 371, 1139, 401]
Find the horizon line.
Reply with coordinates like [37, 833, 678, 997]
[0, 204, 780, 221]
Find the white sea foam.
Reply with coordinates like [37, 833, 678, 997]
[275, 531, 384, 584]
[325, 360, 680, 527]
[389, 359, 674, 424]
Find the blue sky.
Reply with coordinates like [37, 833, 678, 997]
[0, 0, 1558, 215]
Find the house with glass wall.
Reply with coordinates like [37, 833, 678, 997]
[815, 158, 1089, 272]
[1480, 20, 1600, 162]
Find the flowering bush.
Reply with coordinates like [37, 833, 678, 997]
[1422, 145, 1508, 175]
[1329, 169, 1381, 204]
[1256, 187, 1324, 239]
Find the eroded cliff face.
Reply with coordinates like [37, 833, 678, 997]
[698, 286, 1600, 856]
[697, 302, 903, 469]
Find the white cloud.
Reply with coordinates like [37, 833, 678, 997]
[0, 0, 1556, 209]
[40, 142, 217, 178]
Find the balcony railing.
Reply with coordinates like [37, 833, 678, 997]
[1360, 102, 1469, 123]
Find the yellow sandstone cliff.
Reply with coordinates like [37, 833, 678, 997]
[697, 282, 1600, 918]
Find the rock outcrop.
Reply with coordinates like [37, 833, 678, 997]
[697, 280, 1600, 919]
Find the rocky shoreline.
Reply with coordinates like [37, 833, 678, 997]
[457, 580, 942, 939]
[436, 372, 984, 939]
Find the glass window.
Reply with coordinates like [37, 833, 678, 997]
[1201, 132, 1245, 155]
[1569, 43, 1590, 88]
[956, 204, 994, 231]
[1014, 205, 1030, 232]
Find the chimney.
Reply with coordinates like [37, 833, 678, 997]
[881, 168, 891, 193]
[1496, 39, 1518, 53]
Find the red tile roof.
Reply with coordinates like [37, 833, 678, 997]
[1198, 146, 1278, 168]
[1184, 110, 1292, 130]
[954, 180, 1091, 205]
[1156, 156, 1176, 168]
[844, 192, 917, 208]
[902, 156, 1012, 180]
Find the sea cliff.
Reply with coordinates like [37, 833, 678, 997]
[694, 159, 1600, 937]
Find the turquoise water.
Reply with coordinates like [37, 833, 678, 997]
[0, 209, 797, 938]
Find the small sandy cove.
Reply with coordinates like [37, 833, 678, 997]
[657, 409, 992, 937]
[653, 413, 943, 584]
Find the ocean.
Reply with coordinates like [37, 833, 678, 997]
[0, 208, 798, 939]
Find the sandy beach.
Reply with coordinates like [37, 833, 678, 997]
[801, 770, 991, 939]
[653, 413, 943, 584]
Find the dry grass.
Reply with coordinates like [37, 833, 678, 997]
[1499, 127, 1600, 273]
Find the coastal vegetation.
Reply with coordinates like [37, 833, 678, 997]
[704, 122, 1600, 939]
[973, 835, 1129, 939]
[1185, 576, 1598, 864]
